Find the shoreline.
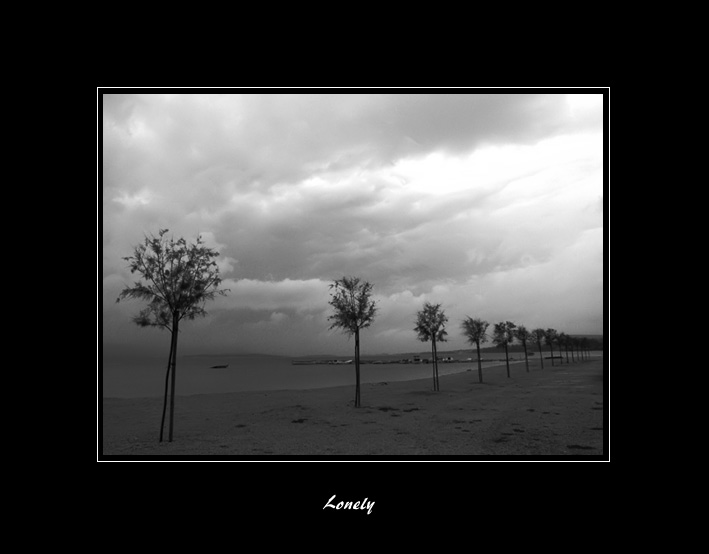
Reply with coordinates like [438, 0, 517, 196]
[102, 355, 601, 400]
[101, 358, 606, 458]
[103, 360, 528, 400]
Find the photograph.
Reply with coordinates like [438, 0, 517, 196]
[99, 89, 607, 462]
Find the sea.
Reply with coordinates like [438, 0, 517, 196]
[101, 351, 603, 399]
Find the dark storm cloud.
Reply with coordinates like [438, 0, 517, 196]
[102, 91, 605, 355]
[103, 93, 570, 195]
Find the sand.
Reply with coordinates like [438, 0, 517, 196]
[100, 357, 606, 458]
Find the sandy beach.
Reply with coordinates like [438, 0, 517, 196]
[100, 357, 606, 458]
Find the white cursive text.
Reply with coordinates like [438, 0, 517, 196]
[323, 494, 375, 515]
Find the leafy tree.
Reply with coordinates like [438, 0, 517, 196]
[414, 302, 448, 391]
[118, 229, 227, 442]
[530, 329, 546, 369]
[493, 321, 517, 378]
[569, 337, 581, 362]
[545, 328, 558, 366]
[515, 325, 531, 373]
[327, 277, 377, 408]
[461, 317, 489, 383]
[566, 335, 576, 363]
[581, 337, 589, 360]
[555, 332, 565, 364]
[558, 332, 570, 363]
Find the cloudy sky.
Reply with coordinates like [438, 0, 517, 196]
[101, 91, 605, 357]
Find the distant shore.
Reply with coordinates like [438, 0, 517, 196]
[101, 357, 606, 458]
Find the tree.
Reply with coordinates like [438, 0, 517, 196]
[569, 336, 577, 361]
[414, 302, 448, 391]
[530, 329, 546, 369]
[118, 229, 227, 442]
[569, 336, 576, 362]
[555, 332, 566, 365]
[545, 328, 558, 366]
[461, 317, 489, 383]
[581, 337, 590, 360]
[558, 332, 570, 364]
[327, 277, 377, 408]
[493, 321, 517, 378]
[515, 325, 531, 373]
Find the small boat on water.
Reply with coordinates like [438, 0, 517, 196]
[210, 364, 229, 369]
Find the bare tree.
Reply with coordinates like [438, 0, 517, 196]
[118, 229, 227, 442]
[414, 302, 448, 391]
[461, 317, 489, 383]
[327, 277, 377, 408]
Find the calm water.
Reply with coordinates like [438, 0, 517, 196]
[101, 351, 604, 398]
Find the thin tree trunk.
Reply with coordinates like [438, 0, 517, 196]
[476, 342, 483, 383]
[168, 313, 179, 442]
[431, 341, 436, 391]
[354, 328, 361, 408]
[159, 338, 174, 442]
[565, 343, 570, 363]
[504, 342, 510, 378]
[523, 341, 529, 373]
[538, 343, 544, 369]
[433, 339, 441, 391]
[436, 354, 440, 391]
[433, 338, 440, 391]
[549, 343, 555, 366]
[436, 343, 440, 391]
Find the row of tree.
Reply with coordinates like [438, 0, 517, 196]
[461, 318, 597, 384]
[327, 278, 599, 408]
[118, 231, 600, 441]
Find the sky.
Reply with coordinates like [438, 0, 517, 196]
[101, 91, 605, 358]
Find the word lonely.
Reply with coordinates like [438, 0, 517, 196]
[323, 494, 375, 515]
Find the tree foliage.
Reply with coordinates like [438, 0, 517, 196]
[492, 321, 517, 348]
[117, 229, 228, 441]
[461, 316, 489, 383]
[414, 302, 448, 344]
[530, 328, 547, 369]
[327, 276, 377, 336]
[118, 229, 227, 324]
[414, 302, 448, 391]
[493, 321, 517, 378]
[461, 317, 489, 347]
[544, 328, 558, 366]
[530, 328, 546, 346]
[327, 276, 377, 408]
[515, 325, 531, 372]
